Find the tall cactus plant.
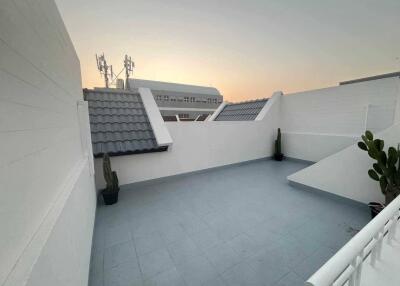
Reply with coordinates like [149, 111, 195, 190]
[275, 128, 282, 155]
[274, 128, 283, 161]
[358, 130, 400, 205]
[103, 153, 119, 193]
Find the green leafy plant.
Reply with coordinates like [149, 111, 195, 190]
[358, 130, 400, 205]
[103, 153, 119, 193]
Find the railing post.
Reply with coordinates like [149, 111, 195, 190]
[355, 250, 364, 286]
[377, 226, 385, 260]
[370, 234, 378, 267]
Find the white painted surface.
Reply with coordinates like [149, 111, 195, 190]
[280, 77, 400, 161]
[288, 123, 400, 204]
[0, 1, 96, 285]
[255, 91, 282, 121]
[282, 132, 358, 162]
[139, 88, 173, 146]
[129, 78, 220, 95]
[208, 102, 227, 121]
[306, 195, 400, 286]
[93, 94, 281, 188]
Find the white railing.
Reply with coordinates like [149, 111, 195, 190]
[306, 195, 400, 286]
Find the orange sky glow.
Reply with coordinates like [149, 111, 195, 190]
[56, 0, 400, 103]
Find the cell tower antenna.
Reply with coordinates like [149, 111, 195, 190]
[95, 53, 113, 88]
[124, 55, 135, 89]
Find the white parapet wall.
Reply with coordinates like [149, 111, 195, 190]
[280, 77, 399, 162]
[139, 87, 173, 146]
[0, 1, 96, 285]
[93, 92, 282, 188]
[288, 123, 400, 204]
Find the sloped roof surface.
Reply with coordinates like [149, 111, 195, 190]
[214, 99, 268, 121]
[84, 89, 166, 157]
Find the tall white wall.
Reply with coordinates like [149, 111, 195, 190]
[94, 94, 281, 188]
[280, 77, 399, 162]
[288, 123, 400, 204]
[0, 1, 96, 285]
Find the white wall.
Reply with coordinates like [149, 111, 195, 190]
[288, 123, 400, 204]
[0, 1, 96, 285]
[280, 77, 399, 161]
[94, 93, 281, 188]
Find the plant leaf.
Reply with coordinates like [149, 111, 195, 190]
[373, 163, 383, 174]
[358, 142, 368, 151]
[378, 151, 387, 166]
[368, 169, 380, 181]
[365, 130, 373, 140]
[379, 176, 388, 194]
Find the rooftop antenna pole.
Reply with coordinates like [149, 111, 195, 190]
[96, 53, 113, 88]
[123, 54, 134, 89]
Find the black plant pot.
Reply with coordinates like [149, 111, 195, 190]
[368, 202, 384, 219]
[274, 153, 284, 161]
[102, 190, 119, 205]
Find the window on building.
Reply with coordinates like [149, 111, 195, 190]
[207, 98, 212, 103]
[171, 97, 176, 102]
[164, 95, 169, 101]
[190, 97, 195, 102]
[155, 95, 162, 101]
[213, 98, 217, 103]
[178, 113, 189, 119]
[184, 97, 189, 102]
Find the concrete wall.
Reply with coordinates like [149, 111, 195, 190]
[288, 123, 400, 204]
[280, 77, 400, 162]
[0, 1, 96, 285]
[94, 93, 281, 188]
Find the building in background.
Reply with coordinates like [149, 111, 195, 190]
[128, 78, 223, 121]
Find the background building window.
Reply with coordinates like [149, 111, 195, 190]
[190, 97, 195, 102]
[164, 95, 169, 101]
[184, 97, 189, 102]
[178, 113, 189, 119]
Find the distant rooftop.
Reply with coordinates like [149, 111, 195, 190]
[339, 71, 400, 85]
[84, 89, 167, 157]
[214, 98, 268, 121]
[128, 78, 221, 96]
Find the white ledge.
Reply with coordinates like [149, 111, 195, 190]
[139, 88, 173, 146]
[255, 91, 282, 121]
[208, 102, 227, 121]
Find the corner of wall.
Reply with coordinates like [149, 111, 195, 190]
[256, 91, 283, 122]
[394, 78, 400, 124]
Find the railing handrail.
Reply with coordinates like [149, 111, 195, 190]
[306, 195, 400, 286]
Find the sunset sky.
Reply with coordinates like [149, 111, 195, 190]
[56, 0, 400, 102]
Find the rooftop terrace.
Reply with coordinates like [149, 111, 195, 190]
[89, 159, 369, 286]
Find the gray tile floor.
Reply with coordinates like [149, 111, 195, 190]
[89, 159, 370, 286]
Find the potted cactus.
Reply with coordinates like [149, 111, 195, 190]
[102, 153, 120, 205]
[274, 128, 284, 161]
[358, 130, 400, 218]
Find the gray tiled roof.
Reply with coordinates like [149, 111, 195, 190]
[84, 89, 166, 157]
[214, 99, 268, 121]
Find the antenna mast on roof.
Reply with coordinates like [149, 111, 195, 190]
[123, 55, 134, 89]
[96, 53, 113, 88]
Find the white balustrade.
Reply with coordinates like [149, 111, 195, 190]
[306, 195, 400, 286]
